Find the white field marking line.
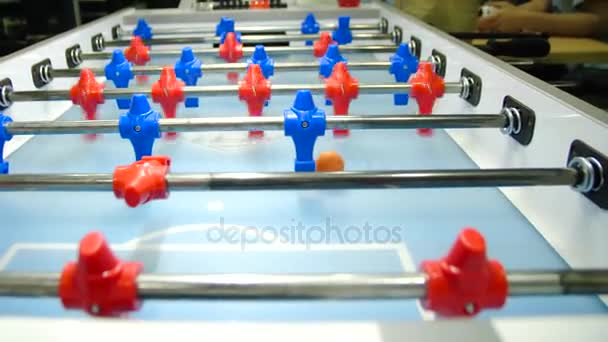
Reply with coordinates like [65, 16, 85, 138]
[0, 224, 429, 320]
[120, 224, 402, 252]
[1, 242, 402, 254]
[395, 244, 434, 320]
[1, 244, 428, 319]
[122, 223, 249, 246]
[0, 223, 403, 268]
[0, 244, 21, 272]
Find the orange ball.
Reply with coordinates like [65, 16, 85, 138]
[316, 151, 345, 172]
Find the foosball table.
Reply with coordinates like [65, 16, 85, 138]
[0, 1, 607, 340]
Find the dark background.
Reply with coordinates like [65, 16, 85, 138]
[0, 0, 179, 56]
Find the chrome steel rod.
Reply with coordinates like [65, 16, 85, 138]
[164, 168, 579, 191]
[157, 114, 504, 132]
[117, 22, 383, 38]
[137, 274, 427, 299]
[105, 33, 392, 47]
[0, 168, 579, 192]
[3, 115, 508, 136]
[9, 90, 73, 101]
[80, 44, 398, 61]
[51, 61, 392, 78]
[52, 68, 103, 77]
[0, 273, 60, 297]
[10, 82, 463, 102]
[507, 271, 608, 296]
[0, 174, 114, 191]
[100, 83, 452, 98]
[1, 270, 607, 299]
[6, 120, 119, 135]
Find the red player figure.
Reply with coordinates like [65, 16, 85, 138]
[325, 62, 359, 137]
[239, 64, 272, 138]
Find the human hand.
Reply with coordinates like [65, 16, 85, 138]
[477, 9, 529, 32]
[484, 1, 517, 10]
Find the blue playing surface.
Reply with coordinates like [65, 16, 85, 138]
[0, 48, 605, 320]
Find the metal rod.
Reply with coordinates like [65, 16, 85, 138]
[9, 82, 462, 103]
[0, 174, 114, 191]
[0, 273, 60, 297]
[0, 168, 580, 192]
[1, 270, 607, 299]
[105, 33, 392, 47]
[3, 115, 508, 136]
[80, 44, 398, 61]
[117, 22, 383, 38]
[137, 274, 427, 299]
[157, 114, 504, 132]
[164, 168, 579, 191]
[9, 90, 73, 102]
[6, 120, 119, 135]
[506, 271, 608, 296]
[51, 61, 392, 78]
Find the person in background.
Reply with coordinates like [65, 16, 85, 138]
[477, 0, 607, 38]
[394, 0, 482, 32]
